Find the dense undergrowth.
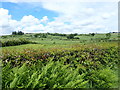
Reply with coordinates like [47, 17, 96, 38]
[2, 45, 118, 88]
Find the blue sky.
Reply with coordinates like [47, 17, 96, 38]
[2, 2, 58, 21]
[0, 1, 118, 35]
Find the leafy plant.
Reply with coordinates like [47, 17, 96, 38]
[3, 61, 89, 88]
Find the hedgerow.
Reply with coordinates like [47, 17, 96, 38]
[0, 38, 37, 47]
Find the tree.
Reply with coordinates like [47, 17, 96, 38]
[67, 34, 75, 39]
[18, 31, 24, 35]
[12, 31, 17, 35]
[73, 33, 78, 36]
[34, 34, 39, 38]
[106, 33, 111, 39]
[42, 34, 47, 38]
[12, 31, 24, 35]
[91, 33, 95, 36]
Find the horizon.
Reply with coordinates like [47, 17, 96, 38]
[0, 31, 119, 36]
[0, 1, 118, 35]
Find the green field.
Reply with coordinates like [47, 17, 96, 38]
[1, 32, 119, 88]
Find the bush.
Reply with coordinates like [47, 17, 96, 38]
[67, 34, 75, 39]
[91, 33, 95, 36]
[74, 37, 80, 39]
[1, 38, 36, 47]
[106, 33, 111, 39]
[1, 36, 7, 38]
[34, 33, 47, 38]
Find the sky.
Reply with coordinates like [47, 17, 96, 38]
[0, 0, 118, 35]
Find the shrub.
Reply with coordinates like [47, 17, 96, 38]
[106, 33, 111, 39]
[1, 36, 7, 38]
[34, 33, 47, 38]
[90, 33, 95, 36]
[74, 37, 80, 39]
[67, 34, 75, 39]
[1, 38, 36, 47]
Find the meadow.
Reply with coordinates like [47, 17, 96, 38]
[0, 32, 119, 88]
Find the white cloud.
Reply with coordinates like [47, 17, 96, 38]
[0, 8, 47, 35]
[0, 8, 13, 35]
[101, 13, 114, 19]
[22, 24, 44, 33]
[0, 8, 11, 27]
[20, 15, 40, 27]
[40, 16, 48, 23]
[41, 2, 118, 33]
[16, 15, 47, 33]
[0, 2, 118, 35]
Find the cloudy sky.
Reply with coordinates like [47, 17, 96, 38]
[0, 0, 118, 35]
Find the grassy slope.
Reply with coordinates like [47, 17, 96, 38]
[1, 33, 118, 56]
[0, 33, 118, 43]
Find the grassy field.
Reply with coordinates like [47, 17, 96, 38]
[0, 33, 118, 45]
[1, 32, 119, 88]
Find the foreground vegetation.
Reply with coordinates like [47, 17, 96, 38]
[1, 32, 119, 88]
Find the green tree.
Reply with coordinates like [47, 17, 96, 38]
[91, 33, 95, 36]
[34, 34, 39, 38]
[42, 34, 47, 38]
[67, 34, 75, 39]
[106, 33, 111, 39]
[18, 31, 24, 35]
[12, 31, 17, 35]
[12, 31, 24, 35]
[73, 33, 78, 36]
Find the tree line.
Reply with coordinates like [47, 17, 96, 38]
[12, 31, 24, 35]
[11, 31, 111, 39]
